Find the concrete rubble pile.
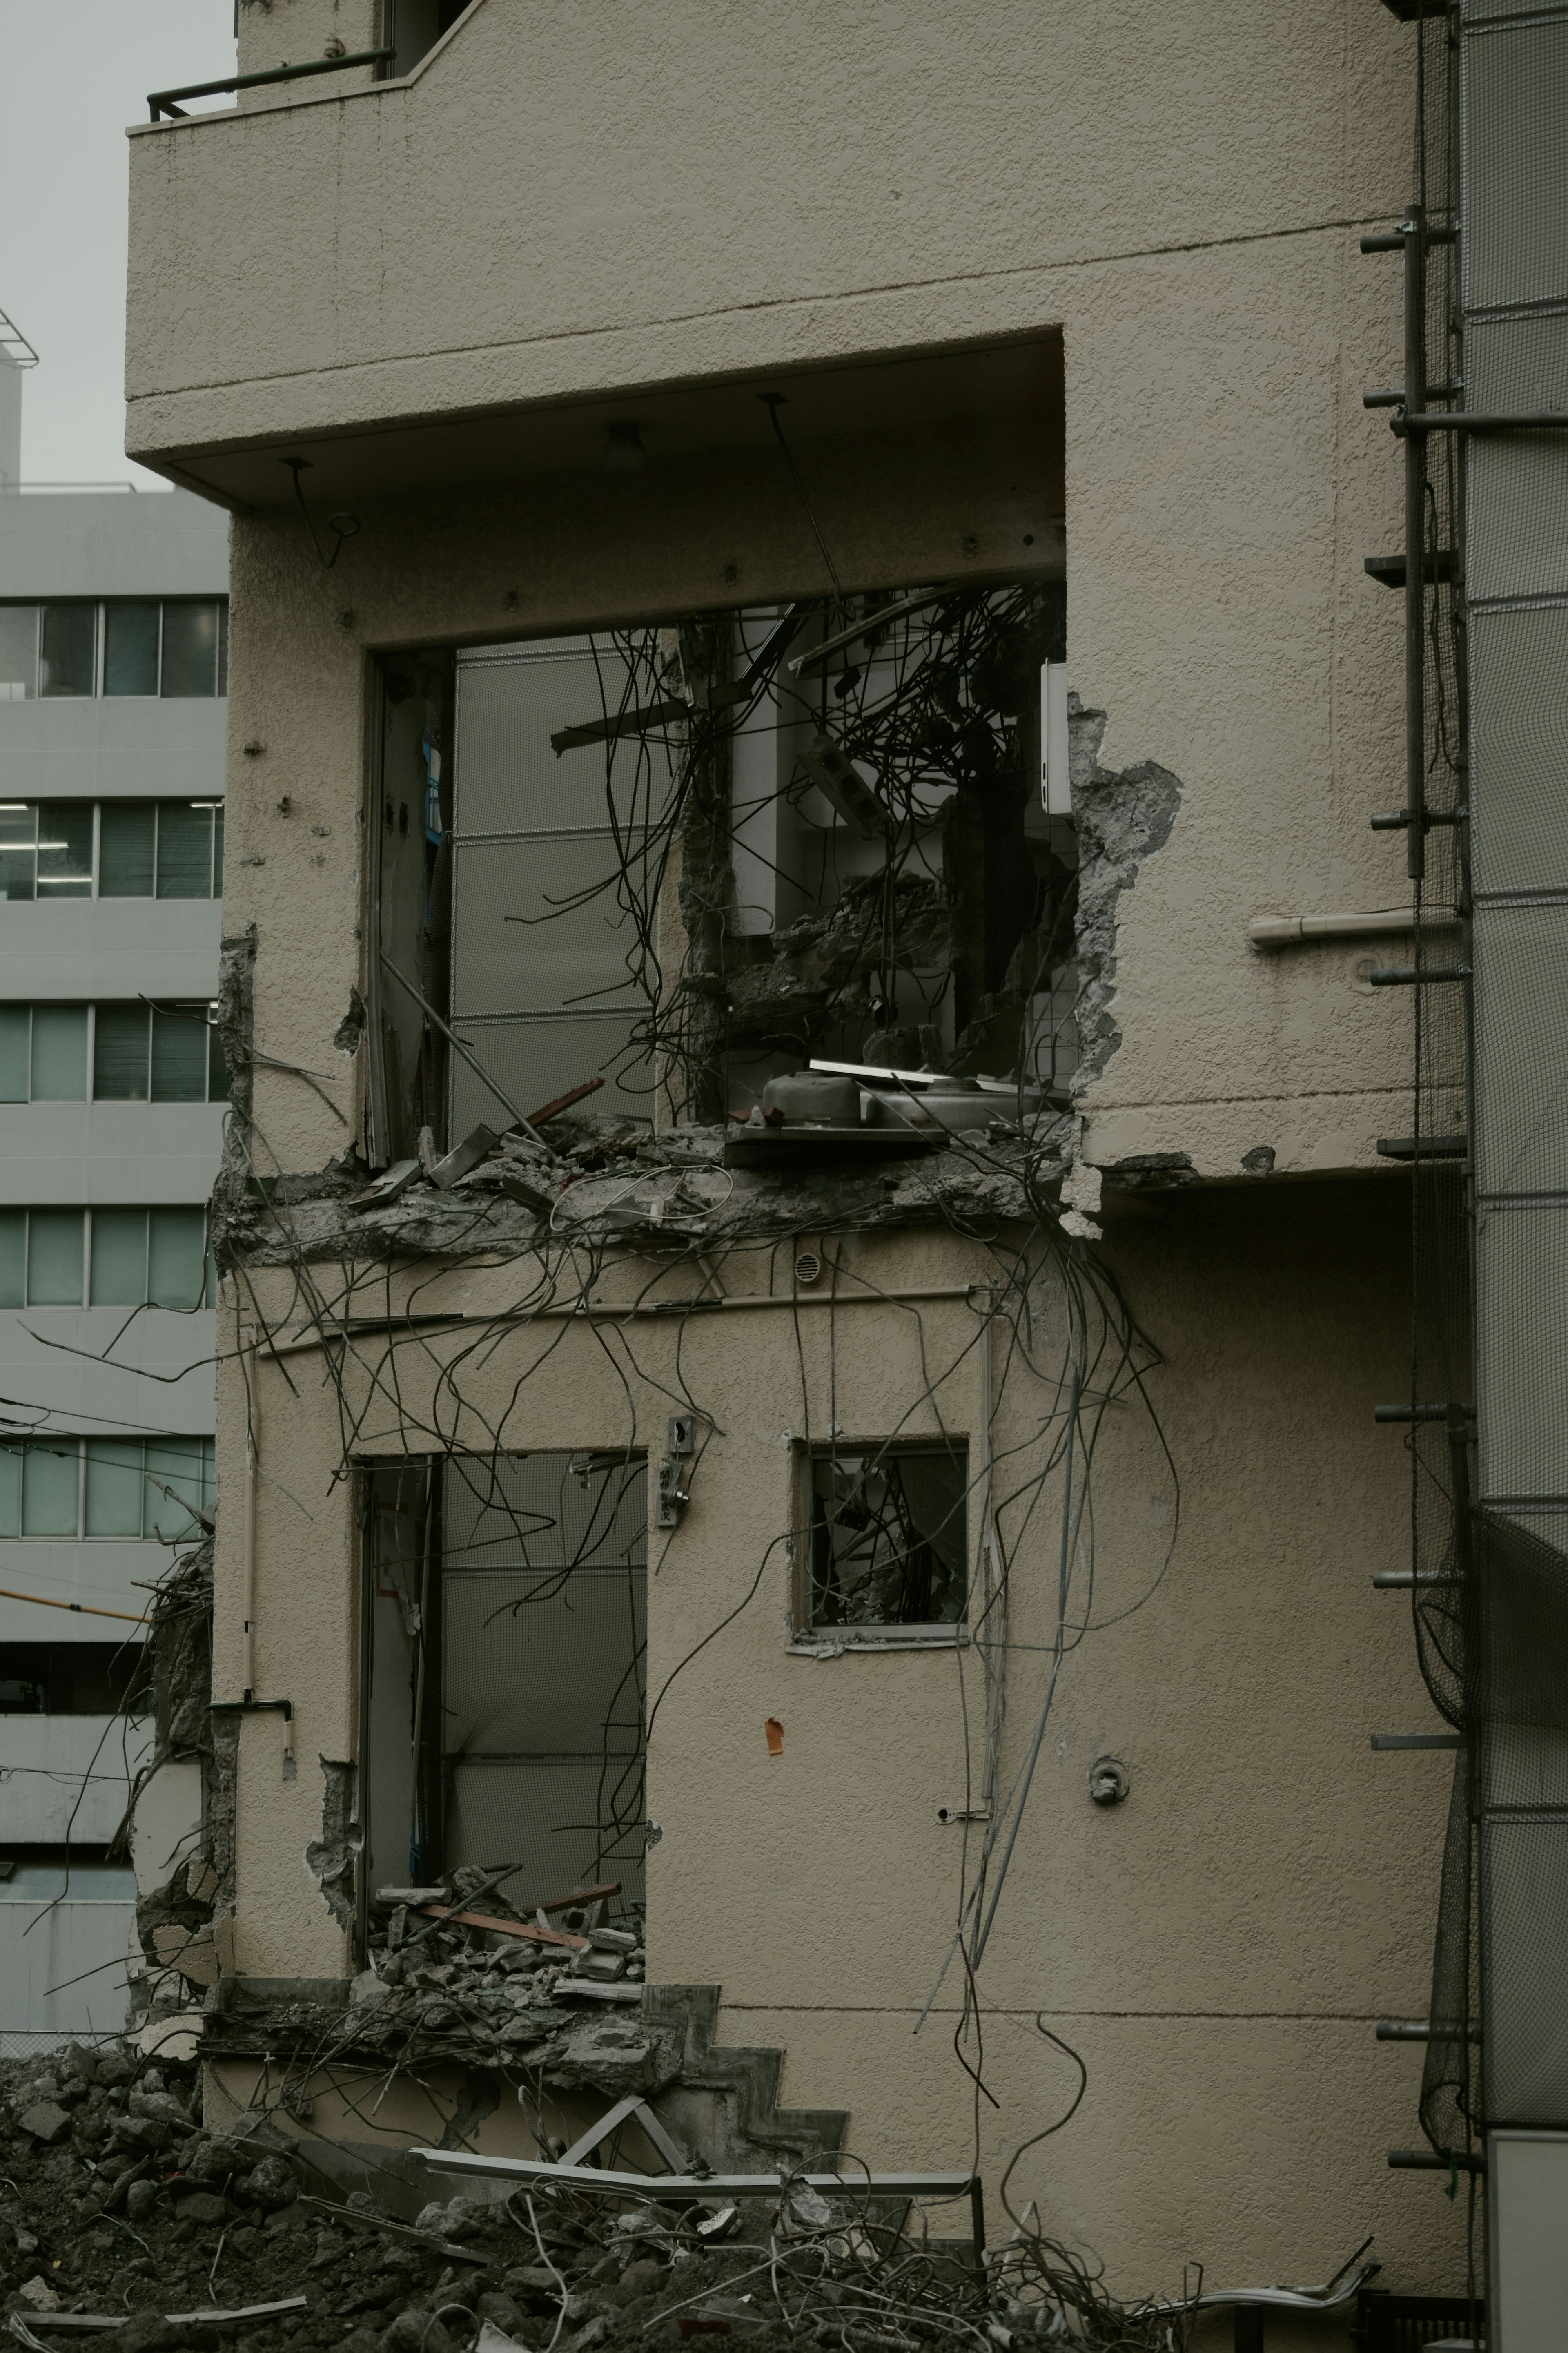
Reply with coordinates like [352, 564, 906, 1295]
[218, 1102, 1070, 1270]
[0, 2040, 1190, 2353]
[199, 1875, 670, 2094]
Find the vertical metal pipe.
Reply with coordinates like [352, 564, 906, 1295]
[241, 1326, 258, 1703]
[977, 1291, 1007, 1810]
[1405, 205, 1429, 883]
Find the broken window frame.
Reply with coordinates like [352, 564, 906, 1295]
[791, 1438, 971, 1649]
[356, 1449, 649, 1969]
[363, 574, 1074, 1162]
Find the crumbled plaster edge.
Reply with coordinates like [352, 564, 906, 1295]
[1068, 699, 1184, 1105]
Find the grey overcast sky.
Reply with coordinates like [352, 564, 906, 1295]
[1, 3, 236, 488]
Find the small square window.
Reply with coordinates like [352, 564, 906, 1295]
[806, 1443, 968, 1635]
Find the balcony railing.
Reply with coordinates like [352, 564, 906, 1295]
[148, 47, 394, 123]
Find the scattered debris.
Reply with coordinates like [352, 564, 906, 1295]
[0, 2037, 1212, 2353]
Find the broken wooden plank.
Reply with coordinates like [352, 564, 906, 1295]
[414, 1902, 589, 1952]
[523, 1075, 604, 1124]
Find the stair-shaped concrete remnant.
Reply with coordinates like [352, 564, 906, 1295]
[643, 1986, 846, 2175]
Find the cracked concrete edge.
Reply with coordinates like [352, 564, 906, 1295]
[303, 1757, 359, 1933]
[215, 1132, 1073, 1267]
[1067, 699, 1183, 1110]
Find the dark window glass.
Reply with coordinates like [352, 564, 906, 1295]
[27, 1210, 84, 1306]
[22, 1439, 80, 1536]
[155, 803, 212, 899]
[84, 1441, 143, 1538]
[150, 1009, 206, 1102]
[0, 607, 38, 701]
[809, 1446, 968, 1629]
[217, 604, 228, 697]
[31, 1007, 87, 1101]
[0, 1213, 23, 1308]
[0, 804, 36, 902]
[36, 802, 93, 899]
[39, 606, 96, 699]
[148, 1209, 206, 1310]
[213, 806, 225, 893]
[89, 1210, 147, 1307]
[0, 1010, 29, 1101]
[99, 802, 156, 897]
[207, 1020, 229, 1104]
[0, 1642, 149, 1714]
[103, 604, 160, 698]
[159, 604, 217, 699]
[92, 1005, 150, 1101]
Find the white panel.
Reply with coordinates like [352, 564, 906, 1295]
[0, 1104, 226, 1205]
[0, 1539, 176, 1641]
[0, 1308, 216, 1437]
[1492, 2132, 1568, 2353]
[0, 1898, 134, 2039]
[0, 490, 229, 602]
[0, 901, 221, 1001]
[1041, 662, 1070, 816]
[0, 1714, 151, 1842]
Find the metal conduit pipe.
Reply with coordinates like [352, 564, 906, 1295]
[1248, 908, 1460, 949]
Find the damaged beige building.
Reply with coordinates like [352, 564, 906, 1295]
[119, 0, 1470, 2327]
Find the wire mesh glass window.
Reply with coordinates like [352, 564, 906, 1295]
[441, 1451, 648, 1907]
[807, 1444, 968, 1633]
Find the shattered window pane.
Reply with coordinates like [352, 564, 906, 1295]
[809, 1445, 968, 1630]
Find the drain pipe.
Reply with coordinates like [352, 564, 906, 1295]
[1248, 907, 1460, 949]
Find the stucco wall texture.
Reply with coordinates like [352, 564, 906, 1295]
[216, 1193, 1458, 2302]
[127, 0, 1425, 1177]
[121, 0, 1462, 2312]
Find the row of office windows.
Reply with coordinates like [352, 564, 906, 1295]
[0, 1004, 228, 1105]
[0, 801, 223, 903]
[0, 1437, 214, 1542]
[0, 1209, 212, 1311]
[0, 602, 228, 702]
[0, 1643, 145, 1716]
